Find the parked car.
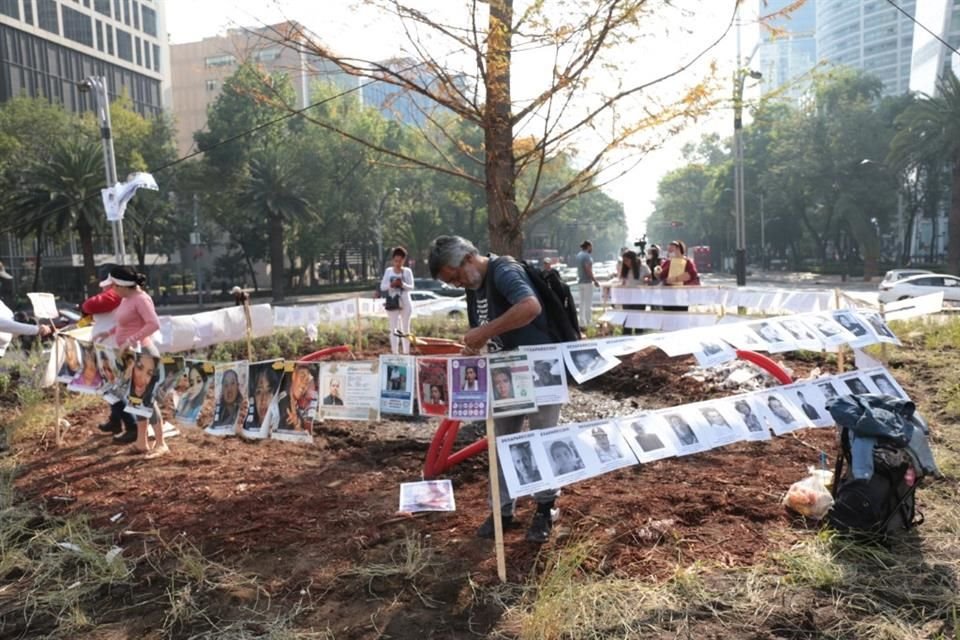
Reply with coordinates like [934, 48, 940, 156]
[879, 269, 932, 288]
[878, 273, 960, 304]
[412, 278, 465, 298]
[410, 291, 467, 318]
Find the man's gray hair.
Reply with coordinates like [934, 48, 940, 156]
[428, 235, 479, 278]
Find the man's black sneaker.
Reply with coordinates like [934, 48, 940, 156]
[113, 429, 137, 444]
[476, 513, 516, 539]
[526, 510, 554, 544]
[98, 422, 122, 434]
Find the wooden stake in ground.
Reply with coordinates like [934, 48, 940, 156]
[879, 301, 889, 363]
[53, 329, 63, 447]
[242, 299, 254, 361]
[834, 289, 845, 373]
[354, 297, 363, 353]
[485, 410, 508, 583]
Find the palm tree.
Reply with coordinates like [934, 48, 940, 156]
[239, 147, 311, 301]
[7, 139, 106, 295]
[888, 71, 960, 273]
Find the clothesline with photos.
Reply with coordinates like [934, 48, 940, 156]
[45, 306, 905, 445]
[495, 364, 925, 500]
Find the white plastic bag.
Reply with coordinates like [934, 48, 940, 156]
[783, 472, 834, 520]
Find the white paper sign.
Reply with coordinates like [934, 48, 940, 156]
[318, 360, 381, 422]
[520, 344, 569, 406]
[562, 342, 620, 384]
[488, 352, 539, 418]
[27, 292, 59, 320]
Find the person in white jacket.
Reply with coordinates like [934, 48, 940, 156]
[380, 246, 415, 354]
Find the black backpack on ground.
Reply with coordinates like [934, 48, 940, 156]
[829, 425, 923, 539]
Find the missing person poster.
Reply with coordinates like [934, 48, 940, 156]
[95, 344, 122, 402]
[562, 342, 620, 384]
[56, 335, 83, 384]
[398, 480, 456, 513]
[417, 357, 450, 417]
[124, 350, 165, 419]
[618, 414, 679, 463]
[67, 341, 103, 394]
[157, 355, 186, 401]
[273, 361, 319, 443]
[496, 430, 553, 499]
[537, 425, 591, 487]
[488, 352, 538, 418]
[520, 344, 569, 405]
[379, 355, 416, 416]
[207, 361, 248, 436]
[243, 360, 283, 439]
[319, 360, 381, 422]
[573, 420, 637, 474]
[176, 360, 214, 425]
[448, 356, 488, 420]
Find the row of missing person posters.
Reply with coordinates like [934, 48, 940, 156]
[496, 366, 909, 499]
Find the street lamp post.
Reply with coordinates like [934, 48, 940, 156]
[733, 8, 761, 286]
[79, 76, 125, 265]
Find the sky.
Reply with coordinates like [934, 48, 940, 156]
[164, 0, 762, 244]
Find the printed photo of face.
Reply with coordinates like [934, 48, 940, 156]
[754, 322, 786, 344]
[461, 366, 479, 391]
[251, 369, 277, 424]
[571, 349, 603, 374]
[492, 368, 514, 400]
[323, 375, 344, 406]
[590, 427, 623, 462]
[548, 439, 585, 475]
[766, 395, 795, 425]
[291, 366, 315, 402]
[76, 345, 101, 387]
[533, 359, 561, 387]
[632, 421, 665, 452]
[220, 369, 239, 405]
[817, 382, 839, 400]
[866, 313, 895, 338]
[845, 378, 870, 396]
[700, 406, 731, 429]
[782, 319, 815, 341]
[510, 442, 542, 485]
[834, 312, 867, 337]
[131, 353, 158, 399]
[666, 414, 698, 446]
[429, 384, 445, 404]
[734, 400, 764, 432]
[871, 374, 903, 398]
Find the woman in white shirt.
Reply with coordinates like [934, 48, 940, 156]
[618, 250, 650, 335]
[380, 246, 415, 354]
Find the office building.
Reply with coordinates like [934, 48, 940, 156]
[169, 22, 355, 156]
[816, 0, 917, 96]
[758, 0, 817, 103]
[0, 0, 168, 115]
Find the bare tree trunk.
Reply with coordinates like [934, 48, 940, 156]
[269, 213, 285, 302]
[32, 232, 44, 291]
[245, 255, 259, 291]
[485, 0, 522, 257]
[949, 160, 960, 274]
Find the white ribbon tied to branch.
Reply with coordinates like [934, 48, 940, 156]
[101, 172, 159, 222]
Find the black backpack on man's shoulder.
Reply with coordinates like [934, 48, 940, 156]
[483, 257, 581, 344]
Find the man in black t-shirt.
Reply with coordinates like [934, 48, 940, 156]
[429, 235, 561, 543]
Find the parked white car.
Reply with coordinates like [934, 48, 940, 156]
[878, 273, 960, 304]
[410, 291, 467, 318]
[879, 269, 932, 288]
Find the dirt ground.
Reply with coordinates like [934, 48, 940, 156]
[11, 346, 861, 639]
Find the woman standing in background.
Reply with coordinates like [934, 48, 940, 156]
[380, 246, 415, 354]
